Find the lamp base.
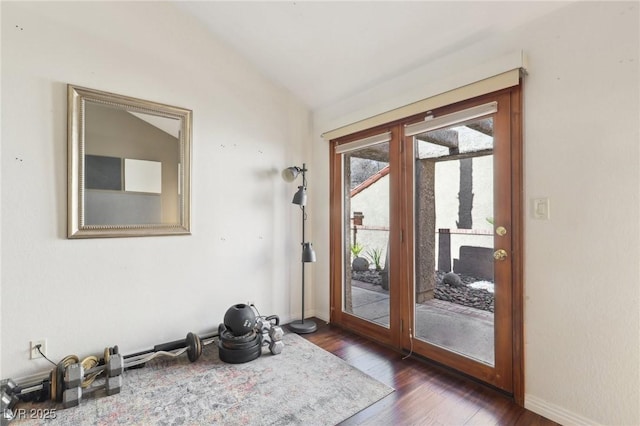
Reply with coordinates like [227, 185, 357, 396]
[288, 319, 317, 334]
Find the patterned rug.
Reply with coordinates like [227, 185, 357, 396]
[14, 332, 394, 425]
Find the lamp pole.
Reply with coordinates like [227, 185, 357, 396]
[288, 163, 317, 334]
[300, 200, 307, 328]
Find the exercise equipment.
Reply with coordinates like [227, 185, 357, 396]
[125, 332, 206, 367]
[2, 387, 19, 425]
[223, 304, 256, 336]
[1, 375, 52, 409]
[217, 323, 262, 364]
[1, 304, 285, 423]
[218, 329, 261, 350]
[62, 353, 124, 408]
[0, 330, 216, 414]
[256, 315, 285, 355]
[60, 331, 213, 407]
[217, 338, 263, 364]
[217, 308, 285, 363]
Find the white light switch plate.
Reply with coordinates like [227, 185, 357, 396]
[532, 198, 550, 220]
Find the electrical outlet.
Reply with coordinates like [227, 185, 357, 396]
[30, 339, 47, 360]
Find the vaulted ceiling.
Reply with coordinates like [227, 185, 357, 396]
[175, 1, 574, 110]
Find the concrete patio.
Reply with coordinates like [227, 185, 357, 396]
[350, 283, 495, 365]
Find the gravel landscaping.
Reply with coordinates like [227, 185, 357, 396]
[352, 270, 495, 313]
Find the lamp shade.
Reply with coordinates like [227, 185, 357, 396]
[292, 186, 307, 206]
[302, 242, 316, 263]
[282, 166, 300, 182]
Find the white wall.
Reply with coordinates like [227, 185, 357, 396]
[312, 2, 639, 425]
[1, 2, 311, 379]
[435, 156, 494, 264]
[351, 174, 390, 267]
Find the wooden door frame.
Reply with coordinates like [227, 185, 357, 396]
[328, 84, 524, 404]
[400, 89, 518, 393]
[329, 123, 406, 348]
[510, 83, 524, 406]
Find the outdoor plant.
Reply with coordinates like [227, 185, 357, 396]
[350, 243, 364, 258]
[366, 247, 383, 271]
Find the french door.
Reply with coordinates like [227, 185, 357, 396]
[330, 87, 523, 397]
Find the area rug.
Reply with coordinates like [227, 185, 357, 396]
[14, 332, 394, 425]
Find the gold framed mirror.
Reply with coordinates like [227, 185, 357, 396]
[67, 85, 192, 238]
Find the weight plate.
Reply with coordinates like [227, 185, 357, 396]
[218, 340, 262, 364]
[55, 364, 65, 403]
[49, 370, 56, 402]
[220, 329, 257, 344]
[220, 332, 261, 350]
[186, 332, 202, 363]
[195, 337, 202, 360]
[37, 378, 51, 403]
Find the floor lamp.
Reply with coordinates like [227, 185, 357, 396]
[282, 163, 317, 334]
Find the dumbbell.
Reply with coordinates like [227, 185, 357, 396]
[2, 329, 217, 416]
[1, 381, 19, 409]
[55, 348, 123, 406]
[269, 324, 284, 341]
[63, 354, 123, 408]
[268, 331, 284, 355]
[2, 389, 19, 424]
[2, 376, 52, 407]
[268, 340, 284, 355]
[256, 316, 284, 355]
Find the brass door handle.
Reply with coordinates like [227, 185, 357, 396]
[493, 249, 508, 261]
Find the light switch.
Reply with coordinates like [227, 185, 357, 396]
[532, 198, 550, 220]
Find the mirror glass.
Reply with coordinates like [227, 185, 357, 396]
[68, 85, 191, 238]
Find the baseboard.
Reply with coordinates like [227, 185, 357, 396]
[525, 394, 599, 426]
[313, 312, 330, 323]
[282, 311, 330, 329]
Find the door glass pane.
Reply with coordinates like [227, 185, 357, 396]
[413, 117, 495, 365]
[342, 141, 390, 328]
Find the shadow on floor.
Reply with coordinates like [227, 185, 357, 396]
[350, 282, 494, 365]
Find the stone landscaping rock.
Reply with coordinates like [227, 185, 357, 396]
[442, 272, 463, 287]
[352, 257, 370, 272]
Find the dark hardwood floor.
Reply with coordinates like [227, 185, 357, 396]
[297, 319, 557, 426]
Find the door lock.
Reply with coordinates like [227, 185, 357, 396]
[493, 249, 508, 261]
[495, 226, 507, 236]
